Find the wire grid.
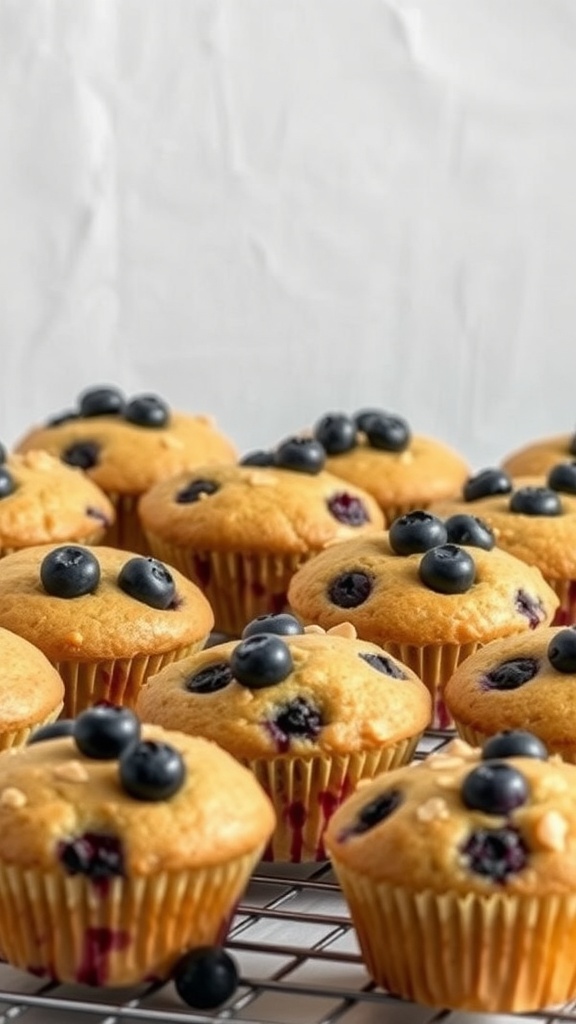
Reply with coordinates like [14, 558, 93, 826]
[0, 730, 572, 1024]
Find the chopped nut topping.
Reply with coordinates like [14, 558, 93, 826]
[53, 760, 89, 783]
[64, 630, 84, 649]
[416, 797, 449, 822]
[0, 787, 27, 808]
[327, 622, 357, 639]
[535, 810, 569, 851]
[304, 624, 325, 634]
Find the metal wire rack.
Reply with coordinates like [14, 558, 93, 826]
[0, 730, 570, 1024]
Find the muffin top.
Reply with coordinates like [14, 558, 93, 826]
[0, 450, 114, 550]
[325, 734, 576, 895]
[502, 434, 576, 478]
[138, 461, 384, 555]
[444, 628, 576, 757]
[15, 386, 236, 496]
[137, 618, 431, 758]
[0, 718, 275, 874]
[287, 522, 558, 646]
[0, 627, 64, 731]
[0, 544, 214, 661]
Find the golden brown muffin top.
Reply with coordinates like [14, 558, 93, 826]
[0, 627, 64, 731]
[137, 626, 431, 759]
[0, 451, 114, 550]
[325, 737, 576, 894]
[0, 723, 274, 873]
[138, 464, 384, 555]
[0, 544, 214, 661]
[502, 434, 575, 478]
[287, 533, 558, 646]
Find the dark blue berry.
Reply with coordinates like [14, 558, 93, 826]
[364, 413, 411, 453]
[515, 590, 545, 629]
[40, 546, 101, 599]
[314, 414, 357, 455]
[0, 467, 15, 500]
[482, 730, 548, 761]
[119, 740, 186, 801]
[270, 697, 322, 745]
[124, 394, 169, 429]
[354, 408, 384, 433]
[327, 492, 370, 526]
[47, 409, 80, 427]
[117, 557, 176, 610]
[389, 510, 447, 555]
[359, 653, 406, 679]
[509, 487, 562, 516]
[328, 571, 373, 608]
[239, 450, 275, 467]
[176, 479, 219, 504]
[185, 662, 233, 694]
[242, 613, 304, 639]
[548, 462, 576, 495]
[462, 762, 529, 814]
[461, 826, 528, 882]
[74, 706, 141, 760]
[62, 441, 100, 470]
[173, 947, 238, 1010]
[445, 513, 495, 551]
[352, 790, 403, 833]
[231, 635, 293, 689]
[419, 544, 475, 594]
[483, 658, 539, 690]
[58, 833, 125, 883]
[274, 437, 326, 475]
[28, 719, 75, 745]
[0, 443, 6, 465]
[548, 628, 576, 673]
[78, 386, 125, 418]
[463, 468, 512, 502]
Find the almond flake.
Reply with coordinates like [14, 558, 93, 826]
[416, 797, 449, 823]
[304, 625, 326, 635]
[535, 810, 568, 852]
[327, 622, 357, 639]
[53, 760, 89, 783]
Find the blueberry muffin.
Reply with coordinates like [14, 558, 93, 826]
[15, 385, 236, 553]
[0, 708, 274, 986]
[138, 436, 384, 636]
[0, 627, 64, 749]
[137, 614, 431, 861]
[326, 732, 576, 1012]
[287, 512, 559, 728]
[502, 429, 576, 478]
[307, 409, 469, 526]
[0, 544, 214, 716]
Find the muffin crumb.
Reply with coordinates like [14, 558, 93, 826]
[0, 787, 27, 808]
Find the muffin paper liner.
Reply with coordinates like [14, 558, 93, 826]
[0, 850, 261, 986]
[0, 705, 63, 752]
[380, 641, 480, 730]
[246, 739, 419, 863]
[328, 865, 576, 1012]
[103, 493, 149, 555]
[547, 578, 576, 627]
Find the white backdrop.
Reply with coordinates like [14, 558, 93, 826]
[2, 0, 576, 467]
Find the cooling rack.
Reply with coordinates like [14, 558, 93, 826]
[0, 730, 569, 1024]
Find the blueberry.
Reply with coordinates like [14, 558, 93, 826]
[175, 479, 219, 504]
[185, 662, 234, 694]
[327, 492, 370, 526]
[548, 462, 576, 495]
[58, 833, 125, 884]
[483, 658, 539, 690]
[241, 613, 304, 639]
[482, 730, 548, 761]
[0, 467, 15, 500]
[461, 826, 528, 882]
[328, 571, 373, 608]
[359, 652, 406, 679]
[463, 468, 512, 502]
[461, 762, 529, 814]
[78, 386, 125, 418]
[418, 544, 476, 594]
[0, 443, 6, 465]
[28, 719, 75, 745]
[444, 514, 495, 551]
[548, 628, 576, 673]
[74, 706, 141, 760]
[230, 635, 293, 689]
[314, 413, 357, 455]
[119, 740, 186, 801]
[173, 947, 238, 1010]
[269, 697, 322, 748]
[62, 441, 100, 470]
[47, 409, 80, 427]
[389, 510, 447, 556]
[239, 450, 275, 467]
[124, 394, 169, 428]
[354, 408, 384, 433]
[274, 436, 326, 475]
[364, 413, 411, 453]
[515, 590, 545, 629]
[40, 546, 101, 599]
[351, 790, 403, 834]
[117, 557, 176, 610]
[509, 486, 562, 516]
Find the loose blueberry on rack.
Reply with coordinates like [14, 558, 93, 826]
[509, 486, 562, 516]
[40, 545, 101, 599]
[461, 762, 529, 814]
[117, 556, 176, 609]
[230, 635, 293, 689]
[328, 570, 373, 608]
[173, 947, 238, 1010]
[74, 706, 141, 760]
[482, 658, 539, 690]
[359, 653, 406, 678]
[58, 833, 125, 884]
[444, 513, 495, 551]
[548, 627, 576, 673]
[274, 436, 326, 475]
[463, 468, 512, 502]
[327, 492, 370, 526]
[419, 544, 476, 594]
[460, 826, 528, 882]
[364, 412, 411, 453]
[124, 393, 169, 428]
[78, 385, 125, 418]
[119, 740, 186, 800]
[389, 510, 447, 555]
[269, 698, 322, 750]
[242, 613, 304, 639]
[547, 462, 576, 495]
[349, 790, 403, 834]
[28, 719, 75, 745]
[0, 467, 15, 500]
[185, 661, 234, 694]
[62, 440, 100, 470]
[239, 449, 275, 467]
[314, 413, 357, 455]
[176, 478, 220, 504]
[481, 730, 548, 761]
